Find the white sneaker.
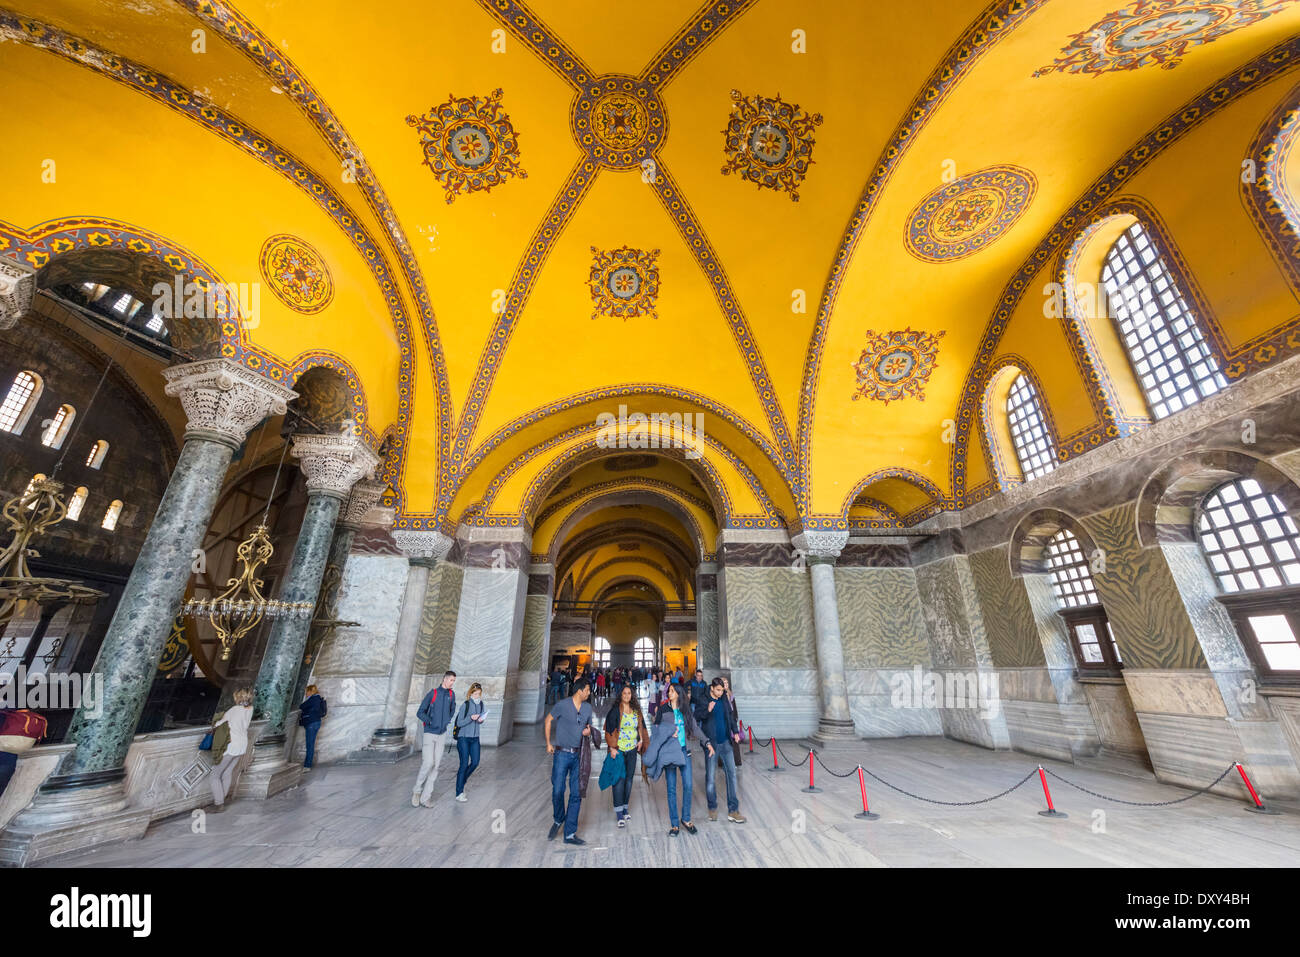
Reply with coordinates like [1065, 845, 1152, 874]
[421, 795, 436, 808]
[456, 793, 468, 803]
[411, 792, 420, 808]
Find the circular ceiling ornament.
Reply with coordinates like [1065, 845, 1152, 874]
[570, 76, 665, 170]
[904, 166, 1036, 263]
[259, 234, 334, 314]
[721, 90, 823, 201]
[1033, 0, 1293, 77]
[589, 246, 660, 319]
[851, 328, 946, 404]
[406, 88, 527, 203]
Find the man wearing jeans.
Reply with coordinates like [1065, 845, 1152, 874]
[702, 677, 746, 823]
[411, 671, 456, 807]
[544, 677, 594, 845]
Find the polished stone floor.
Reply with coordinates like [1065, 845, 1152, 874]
[37, 724, 1300, 867]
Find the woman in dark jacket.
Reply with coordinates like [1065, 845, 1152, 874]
[603, 683, 648, 827]
[299, 684, 328, 770]
[644, 682, 712, 836]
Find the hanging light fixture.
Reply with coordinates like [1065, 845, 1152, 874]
[181, 421, 313, 660]
[0, 477, 105, 629]
[180, 522, 314, 661]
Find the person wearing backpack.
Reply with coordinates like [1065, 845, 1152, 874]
[299, 684, 328, 771]
[411, 671, 457, 807]
[453, 683, 487, 802]
[209, 689, 254, 811]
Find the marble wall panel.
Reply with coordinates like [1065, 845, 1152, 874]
[835, 567, 931, 669]
[1078, 503, 1207, 670]
[968, 547, 1045, 668]
[722, 566, 815, 670]
[1083, 681, 1150, 755]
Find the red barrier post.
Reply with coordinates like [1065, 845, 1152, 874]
[804, 749, 821, 793]
[855, 766, 879, 820]
[747, 725, 754, 754]
[1036, 766, 1067, 819]
[1236, 762, 1280, 814]
[767, 737, 783, 772]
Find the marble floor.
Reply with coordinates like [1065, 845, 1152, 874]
[35, 724, 1300, 867]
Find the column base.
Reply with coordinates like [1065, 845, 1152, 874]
[234, 742, 302, 801]
[0, 777, 151, 868]
[811, 716, 858, 748]
[339, 728, 415, 764]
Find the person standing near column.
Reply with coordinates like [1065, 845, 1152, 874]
[454, 683, 487, 802]
[298, 684, 327, 771]
[603, 683, 647, 827]
[209, 689, 254, 811]
[411, 671, 457, 808]
[702, 678, 745, 824]
[544, 677, 594, 845]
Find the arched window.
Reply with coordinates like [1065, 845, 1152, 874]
[634, 636, 655, 669]
[1045, 528, 1121, 672]
[1199, 479, 1300, 677]
[85, 440, 109, 469]
[66, 486, 88, 521]
[101, 499, 123, 531]
[0, 371, 43, 434]
[594, 636, 611, 668]
[1102, 222, 1226, 419]
[1006, 374, 1057, 481]
[21, 473, 46, 511]
[41, 404, 75, 449]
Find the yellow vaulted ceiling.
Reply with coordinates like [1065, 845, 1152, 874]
[5, 0, 1300, 530]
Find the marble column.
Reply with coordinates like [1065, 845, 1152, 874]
[516, 563, 554, 726]
[356, 529, 453, 756]
[695, 563, 719, 670]
[0, 360, 296, 867]
[0, 257, 36, 329]
[292, 478, 388, 708]
[791, 529, 856, 742]
[252, 432, 380, 743]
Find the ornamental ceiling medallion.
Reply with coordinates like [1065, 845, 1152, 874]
[1034, 0, 1294, 77]
[590, 246, 660, 319]
[571, 75, 664, 169]
[405, 89, 527, 203]
[259, 234, 334, 314]
[904, 166, 1037, 263]
[851, 328, 946, 404]
[721, 90, 823, 201]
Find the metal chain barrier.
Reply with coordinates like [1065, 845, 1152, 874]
[856, 763, 1041, 806]
[1041, 763, 1238, 807]
[773, 740, 810, 768]
[812, 750, 860, 778]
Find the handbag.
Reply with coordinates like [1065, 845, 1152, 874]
[198, 732, 214, 751]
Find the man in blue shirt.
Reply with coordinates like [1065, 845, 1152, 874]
[702, 677, 745, 823]
[544, 677, 595, 845]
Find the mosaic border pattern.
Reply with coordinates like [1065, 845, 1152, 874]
[1243, 79, 1300, 296]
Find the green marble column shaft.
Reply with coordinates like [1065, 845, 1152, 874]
[290, 523, 356, 707]
[62, 437, 235, 776]
[253, 491, 343, 738]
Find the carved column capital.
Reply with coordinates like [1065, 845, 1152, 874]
[290, 432, 381, 502]
[338, 478, 389, 529]
[0, 258, 37, 330]
[392, 529, 454, 564]
[162, 359, 298, 449]
[791, 529, 849, 562]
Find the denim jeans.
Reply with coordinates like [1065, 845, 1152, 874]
[611, 748, 637, 815]
[0, 750, 16, 799]
[302, 721, 320, 768]
[456, 737, 481, 795]
[551, 749, 582, 837]
[663, 746, 693, 827]
[704, 740, 739, 813]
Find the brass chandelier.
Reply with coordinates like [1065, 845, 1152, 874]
[180, 522, 313, 662]
[0, 477, 105, 629]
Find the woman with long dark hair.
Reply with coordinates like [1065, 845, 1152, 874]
[603, 682, 647, 827]
[642, 681, 711, 836]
